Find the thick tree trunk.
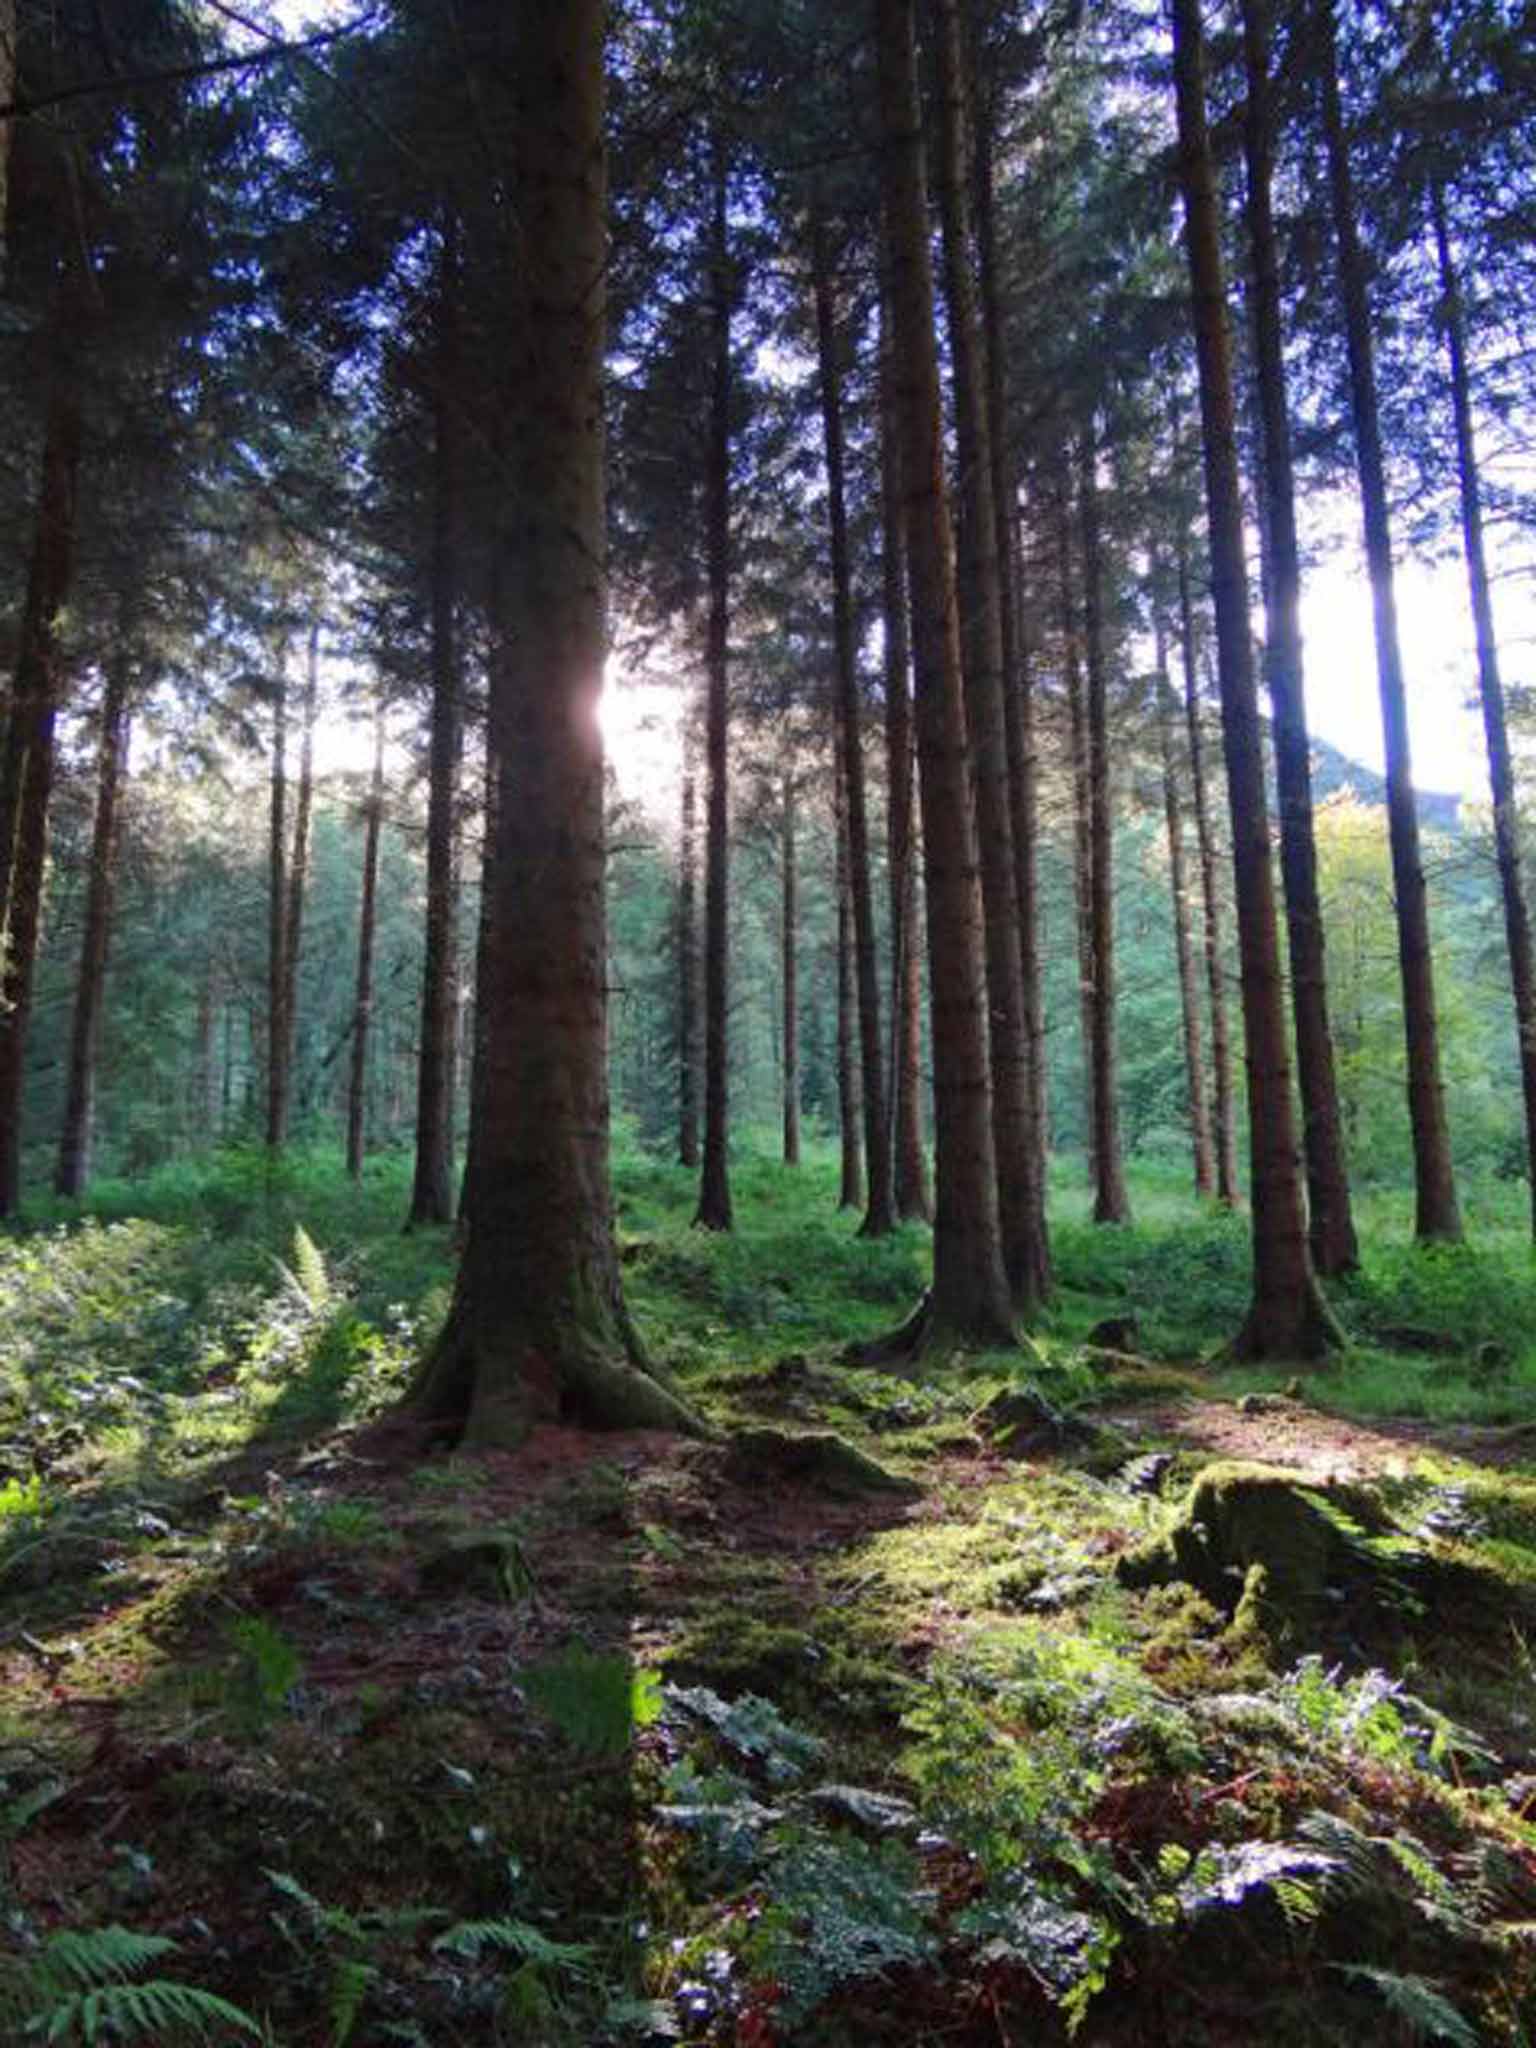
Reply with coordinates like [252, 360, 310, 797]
[1242, 0, 1358, 1274]
[1433, 182, 1536, 1239]
[781, 768, 800, 1166]
[694, 141, 733, 1232]
[1155, 616, 1216, 1199]
[1319, 0, 1460, 1242]
[870, 0, 1013, 1353]
[835, 766, 865, 1210]
[1057, 491, 1098, 1186]
[347, 706, 386, 1180]
[1171, 0, 1337, 1358]
[934, 0, 1049, 1310]
[1176, 533, 1239, 1205]
[55, 640, 131, 1199]
[406, 0, 697, 1447]
[0, 369, 82, 1218]
[410, 271, 464, 1228]
[878, 295, 931, 1222]
[1078, 431, 1131, 1224]
[677, 743, 700, 1169]
[812, 204, 893, 1235]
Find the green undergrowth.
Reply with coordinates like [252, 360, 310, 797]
[2, 1142, 1536, 2040]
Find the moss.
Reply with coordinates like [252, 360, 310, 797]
[723, 1427, 922, 1500]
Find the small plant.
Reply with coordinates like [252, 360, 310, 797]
[224, 1615, 303, 1735]
[521, 1646, 663, 1756]
[0, 1923, 260, 2042]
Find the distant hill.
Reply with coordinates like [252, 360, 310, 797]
[1296, 732, 1462, 834]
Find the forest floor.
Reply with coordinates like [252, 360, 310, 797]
[3, 1144, 1536, 2045]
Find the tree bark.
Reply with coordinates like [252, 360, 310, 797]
[1432, 180, 1536, 1239]
[0, 366, 83, 1218]
[1057, 485, 1098, 1187]
[410, 255, 464, 1228]
[835, 761, 865, 1210]
[781, 766, 800, 1166]
[406, 0, 697, 1447]
[1242, 0, 1358, 1274]
[934, 0, 1049, 1310]
[1078, 429, 1131, 1224]
[869, 0, 1013, 1354]
[694, 138, 733, 1232]
[1171, 0, 1338, 1358]
[347, 704, 386, 1180]
[265, 647, 290, 1151]
[1176, 529, 1239, 1204]
[1155, 612, 1216, 1199]
[55, 635, 131, 1199]
[278, 621, 318, 1140]
[1318, 0, 1460, 1242]
[878, 292, 931, 1222]
[677, 737, 700, 1168]
[812, 203, 894, 1235]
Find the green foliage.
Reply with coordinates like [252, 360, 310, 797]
[1330, 1964, 1480, 2046]
[0, 1924, 260, 2043]
[223, 1616, 303, 1736]
[746, 1828, 938, 2024]
[521, 1646, 663, 1757]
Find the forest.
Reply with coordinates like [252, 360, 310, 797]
[2, 0, 1536, 2040]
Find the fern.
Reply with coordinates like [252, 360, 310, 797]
[290, 1226, 331, 1311]
[433, 1918, 593, 1973]
[1331, 1964, 1479, 2046]
[0, 1924, 260, 2043]
[521, 1647, 663, 1757]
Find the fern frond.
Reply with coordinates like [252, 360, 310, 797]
[290, 1227, 330, 1311]
[326, 1956, 374, 2047]
[1331, 1964, 1478, 2046]
[35, 1928, 176, 1991]
[433, 1919, 593, 1973]
[42, 1978, 260, 2041]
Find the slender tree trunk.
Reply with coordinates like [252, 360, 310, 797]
[265, 649, 289, 1151]
[55, 638, 131, 1199]
[407, 0, 697, 1446]
[458, 710, 498, 1222]
[0, 369, 83, 1218]
[870, 0, 1013, 1353]
[694, 139, 733, 1231]
[279, 621, 318, 1139]
[935, 0, 1049, 1309]
[1319, 0, 1460, 1241]
[781, 767, 800, 1166]
[411, 260, 464, 1227]
[1242, 0, 1358, 1273]
[1432, 182, 1536, 1238]
[1171, 0, 1337, 1357]
[677, 739, 700, 1169]
[835, 763, 865, 1210]
[1078, 430, 1131, 1224]
[1176, 532, 1239, 1204]
[812, 203, 893, 1235]
[0, 0, 13, 283]
[1155, 614, 1216, 1199]
[878, 293, 931, 1222]
[347, 705, 386, 1180]
[1057, 490, 1098, 1186]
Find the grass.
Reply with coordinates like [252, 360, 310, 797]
[2, 1137, 1536, 2042]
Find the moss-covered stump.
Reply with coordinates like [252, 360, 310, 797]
[1115, 1462, 1403, 1643]
[723, 1427, 922, 1501]
[416, 1530, 532, 1603]
[972, 1384, 1121, 1463]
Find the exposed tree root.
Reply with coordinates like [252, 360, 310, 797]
[845, 1288, 1017, 1370]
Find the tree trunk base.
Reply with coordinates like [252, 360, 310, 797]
[1222, 1280, 1343, 1366]
[846, 1287, 1017, 1369]
[404, 1301, 708, 1451]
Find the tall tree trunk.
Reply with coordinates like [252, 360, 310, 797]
[694, 139, 733, 1231]
[934, 0, 1049, 1309]
[835, 763, 865, 1210]
[54, 636, 131, 1199]
[781, 767, 800, 1166]
[0, 368, 83, 1218]
[280, 621, 318, 1138]
[812, 203, 893, 1235]
[411, 260, 464, 1227]
[1078, 429, 1131, 1224]
[347, 705, 386, 1180]
[1319, 0, 1460, 1241]
[1433, 181, 1536, 1239]
[1057, 488, 1098, 1186]
[1242, 0, 1358, 1274]
[1176, 531, 1239, 1204]
[677, 738, 700, 1169]
[878, 293, 931, 1222]
[1155, 613, 1216, 1199]
[870, 0, 1013, 1353]
[1171, 0, 1337, 1357]
[407, 0, 697, 1446]
[265, 649, 290, 1151]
